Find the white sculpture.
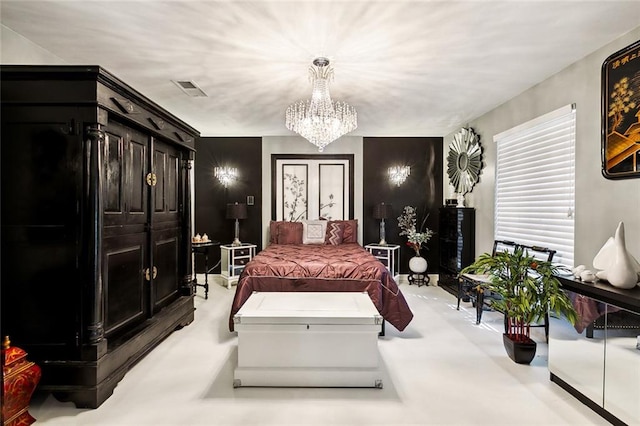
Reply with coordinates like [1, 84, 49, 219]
[572, 264, 586, 278]
[593, 222, 640, 289]
[571, 265, 597, 283]
[579, 270, 597, 283]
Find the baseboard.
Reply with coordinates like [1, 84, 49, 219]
[397, 274, 439, 286]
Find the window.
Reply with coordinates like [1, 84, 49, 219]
[493, 104, 576, 268]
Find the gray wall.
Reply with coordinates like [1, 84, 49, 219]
[444, 26, 640, 268]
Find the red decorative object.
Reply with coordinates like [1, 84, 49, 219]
[2, 336, 41, 426]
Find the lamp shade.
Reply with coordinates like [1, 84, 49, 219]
[226, 202, 247, 220]
[372, 203, 392, 219]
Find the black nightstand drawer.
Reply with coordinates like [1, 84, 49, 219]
[234, 257, 249, 266]
[371, 249, 388, 257]
[235, 248, 251, 257]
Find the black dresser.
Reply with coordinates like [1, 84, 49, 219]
[437, 206, 475, 296]
[1, 66, 199, 408]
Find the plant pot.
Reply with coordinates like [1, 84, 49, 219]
[502, 333, 537, 364]
[409, 256, 428, 274]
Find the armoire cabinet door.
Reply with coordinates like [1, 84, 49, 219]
[102, 119, 152, 337]
[102, 232, 148, 337]
[151, 139, 181, 224]
[149, 139, 183, 311]
[151, 226, 180, 312]
[103, 120, 149, 228]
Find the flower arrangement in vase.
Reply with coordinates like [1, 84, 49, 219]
[397, 206, 434, 273]
[397, 206, 434, 255]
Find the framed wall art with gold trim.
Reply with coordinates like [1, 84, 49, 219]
[601, 39, 640, 179]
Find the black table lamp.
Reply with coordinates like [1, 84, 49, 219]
[372, 202, 392, 245]
[226, 202, 248, 246]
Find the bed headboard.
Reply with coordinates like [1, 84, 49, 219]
[269, 219, 358, 245]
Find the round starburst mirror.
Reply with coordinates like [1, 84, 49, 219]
[447, 127, 483, 195]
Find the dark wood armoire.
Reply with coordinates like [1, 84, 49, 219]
[0, 65, 199, 408]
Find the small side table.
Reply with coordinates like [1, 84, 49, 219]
[192, 241, 220, 299]
[221, 243, 257, 289]
[365, 244, 400, 281]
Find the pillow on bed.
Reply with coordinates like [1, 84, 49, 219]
[302, 220, 328, 244]
[269, 221, 279, 244]
[278, 221, 303, 244]
[269, 221, 303, 244]
[327, 219, 358, 243]
[325, 221, 344, 245]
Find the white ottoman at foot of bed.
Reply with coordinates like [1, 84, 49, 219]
[233, 292, 383, 388]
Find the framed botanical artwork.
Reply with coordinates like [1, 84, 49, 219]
[272, 154, 354, 221]
[601, 39, 640, 179]
[281, 164, 308, 221]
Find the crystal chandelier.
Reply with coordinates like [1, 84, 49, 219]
[285, 57, 357, 152]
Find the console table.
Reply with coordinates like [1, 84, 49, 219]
[191, 241, 220, 299]
[549, 276, 640, 426]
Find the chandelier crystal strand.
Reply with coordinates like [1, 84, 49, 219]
[285, 57, 357, 152]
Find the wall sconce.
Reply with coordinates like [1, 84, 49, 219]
[226, 202, 247, 246]
[372, 202, 393, 245]
[388, 166, 410, 186]
[215, 166, 237, 188]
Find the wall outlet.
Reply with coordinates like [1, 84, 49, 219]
[247, 195, 254, 205]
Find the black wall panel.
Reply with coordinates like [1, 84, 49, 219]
[363, 137, 443, 274]
[194, 137, 262, 272]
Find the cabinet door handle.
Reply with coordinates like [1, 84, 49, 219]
[144, 266, 158, 281]
[146, 172, 157, 186]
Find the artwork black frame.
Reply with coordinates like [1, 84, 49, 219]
[601, 39, 640, 179]
[271, 154, 355, 220]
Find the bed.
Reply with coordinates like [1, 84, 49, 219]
[228, 220, 414, 332]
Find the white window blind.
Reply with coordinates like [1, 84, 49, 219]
[493, 104, 576, 268]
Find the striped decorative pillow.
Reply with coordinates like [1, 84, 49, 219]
[326, 222, 344, 245]
[328, 220, 357, 243]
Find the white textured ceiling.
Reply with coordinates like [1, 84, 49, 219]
[1, 1, 639, 137]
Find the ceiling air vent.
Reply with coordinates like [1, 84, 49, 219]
[172, 80, 208, 97]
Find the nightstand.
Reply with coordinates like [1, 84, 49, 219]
[365, 244, 400, 281]
[221, 243, 257, 289]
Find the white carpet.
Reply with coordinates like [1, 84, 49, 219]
[29, 277, 609, 425]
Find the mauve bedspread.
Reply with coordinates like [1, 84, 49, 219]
[228, 243, 414, 332]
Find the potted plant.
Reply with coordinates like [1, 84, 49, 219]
[397, 206, 434, 276]
[461, 246, 577, 364]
